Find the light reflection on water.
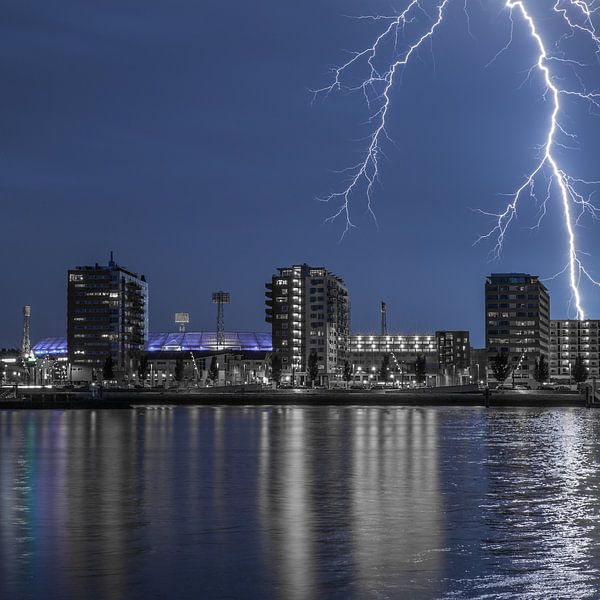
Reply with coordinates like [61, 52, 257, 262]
[1, 407, 600, 599]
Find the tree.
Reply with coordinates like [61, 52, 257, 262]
[208, 356, 219, 385]
[490, 354, 511, 385]
[379, 354, 390, 382]
[308, 351, 320, 387]
[138, 353, 149, 383]
[572, 355, 589, 384]
[415, 355, 427, 384]
[533, 354, 549, 384]
[174, 357, 185, 383]
[271, 354, 282, 386]
[102, 355, 114, 381]
[343, 361, 352, 388]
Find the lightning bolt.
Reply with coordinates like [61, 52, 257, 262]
[315, 0, 600, 320]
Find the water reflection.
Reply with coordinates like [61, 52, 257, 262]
[1, 407, 600, 599]
[350, 409, 443, 598]
[447, 409, 600, 599]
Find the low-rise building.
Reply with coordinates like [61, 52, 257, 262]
[145, 350, 269, 387]
[33, 331, 271, 387]
[347, 333, 438, 386]
[347, 332, 472, 387]
[436, 331, 471, 386]
[0, 349, 23, 385]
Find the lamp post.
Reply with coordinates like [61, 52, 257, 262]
[400, 362, 405, 389]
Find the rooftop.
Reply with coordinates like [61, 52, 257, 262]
[33, 331, 272, 357]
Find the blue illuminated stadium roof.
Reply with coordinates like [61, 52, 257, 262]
[32, 337, 68, 356]
[32, 332, 272, 356]
[146, 331, 272, 352]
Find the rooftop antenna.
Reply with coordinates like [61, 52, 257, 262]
[212, 292, 230, 349]
[381, 301, 387, 336]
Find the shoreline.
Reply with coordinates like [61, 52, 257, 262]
[0, 389, 590, 409]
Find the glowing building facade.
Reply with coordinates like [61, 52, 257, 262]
[549, 320, 600, 382]
[347, 333, 439, 386]
[266, 264, 349, 383]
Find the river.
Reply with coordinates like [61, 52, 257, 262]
[1, 406, 599, 599]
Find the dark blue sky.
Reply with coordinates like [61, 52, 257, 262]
[2, 0, 600, 348]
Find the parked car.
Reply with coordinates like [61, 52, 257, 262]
[513, 383, 531, 390]
[495, 383, 512, 390]
[495, 383, 530, 390]
[541, 382, 558, 390]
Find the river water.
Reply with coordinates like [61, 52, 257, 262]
[1, 406, 600, 599]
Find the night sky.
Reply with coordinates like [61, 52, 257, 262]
[2, 0, 600, 348]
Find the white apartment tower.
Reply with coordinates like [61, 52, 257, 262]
[549, 320, 600, 382]
[266, 264, 349, 384]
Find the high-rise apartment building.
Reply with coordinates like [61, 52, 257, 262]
[266, 264, 349, 383]
[485, 273, 550, 384]
[549, 320, 600, 382]
[67, 254, 148, 375]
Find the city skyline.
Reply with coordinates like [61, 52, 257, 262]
[1, 251, 597, 351]
[4, 4, 600, 599]
[2, 1, 600, 348]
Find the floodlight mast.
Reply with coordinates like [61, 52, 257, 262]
[212, 292, 230, 349]
[175, 312, 190, 333]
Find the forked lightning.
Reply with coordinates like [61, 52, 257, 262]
[315, 0, 600, 319]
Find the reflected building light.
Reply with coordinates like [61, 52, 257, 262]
[351, 408, 443, 597]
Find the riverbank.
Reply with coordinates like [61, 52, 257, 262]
[0, 388, 590, 409]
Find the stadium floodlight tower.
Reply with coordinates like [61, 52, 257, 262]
[175, 312, 190, 333]
[20, 305, 35, 380]
[212, 291, 230, 350]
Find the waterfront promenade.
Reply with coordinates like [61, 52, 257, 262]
[0, 387, 590, 409]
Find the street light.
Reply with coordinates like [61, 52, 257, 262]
[512, 353, 525, 389]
